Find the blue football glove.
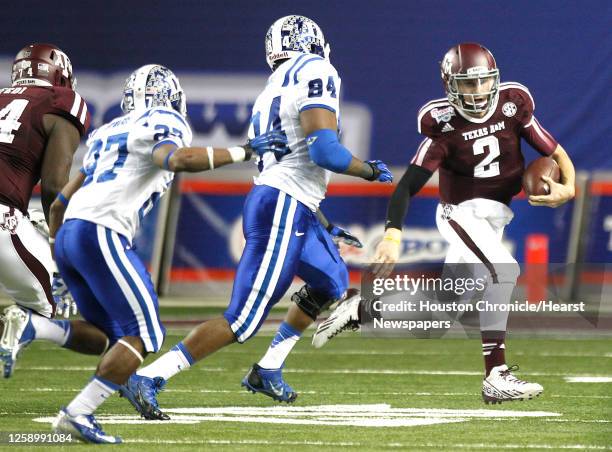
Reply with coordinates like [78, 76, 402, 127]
[52, 273, 77, 318]
[245, 131, 289, 159]
[364, 160, 393, 183]
[327, 224, 363, 249]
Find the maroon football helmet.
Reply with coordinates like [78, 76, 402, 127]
[440, 43, 499, 116]
[11, 43, 76, 89]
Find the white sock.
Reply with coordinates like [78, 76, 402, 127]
[66, 376, 119, 416]
[137, 342, 194, 380]
[258, 322, 301, 369]
[29, 313, 71, 346]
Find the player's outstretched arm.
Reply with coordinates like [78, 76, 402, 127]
[40, 114, 82, 222]
[48, 172, 86, 253]
[316, 209, 363, 248]
[300, 108, 392, 183]
[315, 208, 331, 229]
[41, 171, 85, 318]
[152, 143, 242, 172]
[372, 164, 433, 278]
[528, 144, 576, 208]
[151, 131, 287, 172]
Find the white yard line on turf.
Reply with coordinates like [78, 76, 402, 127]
[14, 387, 612, 400]
[550, 395, 612, 399]
[33, 346, 612, 359]
[237, 349, 612, 358]
[16, 365, 612, 379]
[163, 405, 560, 417]
[31, 405, 561, 428]
[120, 439, 611, 449]
[123, 439, 358, 446]
[545, 419, 612, 423]
[16, 387, 474, 396]
[564, 377, 612, 383]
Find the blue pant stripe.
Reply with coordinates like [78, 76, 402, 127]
[235, 196, 291, 338]
[105, 229, 158, 351]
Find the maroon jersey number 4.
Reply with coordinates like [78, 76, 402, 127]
[0, 86, 90, 213]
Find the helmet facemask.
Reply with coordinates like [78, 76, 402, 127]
[446, 68, 499, 116]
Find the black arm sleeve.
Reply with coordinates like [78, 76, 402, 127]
[385, 164, 434, 230]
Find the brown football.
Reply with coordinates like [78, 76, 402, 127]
[522, 157, 560, 196]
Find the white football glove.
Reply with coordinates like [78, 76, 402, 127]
[28, 209, 49, 238]
[52, 273, 77, 318]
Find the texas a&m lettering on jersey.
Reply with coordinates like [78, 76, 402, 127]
[0, 86, 90, 212]
[412, 82, 558, 205]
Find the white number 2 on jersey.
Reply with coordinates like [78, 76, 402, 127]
[0, 99, 29, 144]
[472, 135, 501, 178]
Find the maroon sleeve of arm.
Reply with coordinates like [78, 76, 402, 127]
[47, 87, 91, 137]
[514, 87, 558, 156]
[410, 137, 447, 172]
[414, 105, 449, 171]
[521, 116, 558, 156]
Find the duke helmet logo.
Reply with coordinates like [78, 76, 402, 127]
[502, 102, 517, 117]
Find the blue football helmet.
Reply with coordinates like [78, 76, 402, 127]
[265, 15, 330, 70]
[120, 65, 186, 117]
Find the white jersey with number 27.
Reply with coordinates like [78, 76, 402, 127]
[250, 54, 341, 211]
[65, 106, 192, 241]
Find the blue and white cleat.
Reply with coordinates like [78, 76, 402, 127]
[0, 305, 35, 378]
[242, 363, 298, 403]
[52, 407, 121, 444]
[119, 374, 170, 420]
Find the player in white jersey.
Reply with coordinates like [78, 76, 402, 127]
[121, 16, 392, 418]
[47, 65, 286, 444]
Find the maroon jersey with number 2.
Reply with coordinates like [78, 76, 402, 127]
[0, 86, 90, 213]
[412, 82, 558, 205]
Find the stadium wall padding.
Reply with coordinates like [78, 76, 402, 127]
[1, 0, 610, 169]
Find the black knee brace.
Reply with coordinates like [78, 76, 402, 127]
[291, 285, 337, 321]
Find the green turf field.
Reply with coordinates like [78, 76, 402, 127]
[1, 326, 611, 451]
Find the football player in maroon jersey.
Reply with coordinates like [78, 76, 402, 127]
[0, 44, 108, 378]
[312, 43, 576, 404]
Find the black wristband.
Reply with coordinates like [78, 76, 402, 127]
[243, 143, 253, 161]
[363, 161, 379, 181]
